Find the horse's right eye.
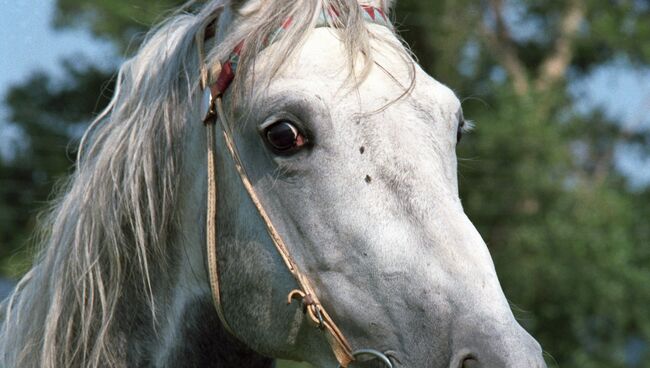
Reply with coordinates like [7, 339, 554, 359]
[264, 121, 307, 154]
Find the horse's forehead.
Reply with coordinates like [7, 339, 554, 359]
[275, 27, 461, 116]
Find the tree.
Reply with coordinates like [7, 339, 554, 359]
[2, 1, 649, 367]
[395, 0, 650, 366]
[0, 60, 114, 277]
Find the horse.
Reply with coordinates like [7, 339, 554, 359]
[0, 0, 547, 367]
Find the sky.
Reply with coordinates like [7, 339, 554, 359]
[572, 65, 650, 187]
[0, 0, 113, 158]
[1, 0, 649, 182]
[572, 64, 650, 130]
[0, 1, 113, 92]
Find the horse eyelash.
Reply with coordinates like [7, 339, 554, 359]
[461, 119, 475, 133]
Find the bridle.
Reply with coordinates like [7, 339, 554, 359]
[197, 5, 393, 367]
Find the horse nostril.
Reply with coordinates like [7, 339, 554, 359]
[461, 358, 479, 368]
[451, 349, 478, 368]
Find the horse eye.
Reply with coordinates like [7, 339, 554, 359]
[264, 121, 307, 153]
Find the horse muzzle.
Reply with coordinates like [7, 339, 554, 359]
[450, 322, 547, 368]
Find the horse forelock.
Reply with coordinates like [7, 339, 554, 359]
[0, 1, 409, 367]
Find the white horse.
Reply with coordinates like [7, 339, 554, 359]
[0, 0, 546, 367]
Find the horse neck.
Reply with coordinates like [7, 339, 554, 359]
[138, 142, 273, 368]
[144, 294, 273, 368]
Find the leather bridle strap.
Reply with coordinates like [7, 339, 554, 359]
[212, 96, 354, 366]
[202, 87, 354, 366]
[201, 54, 355, 368]
[198, 5, 391, 367]
[197, 12, 237, 337]
[204, 110, 236, 335]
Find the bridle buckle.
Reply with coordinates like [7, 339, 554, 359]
[288, 289, 326, 329]
[200, 87, 216, 124]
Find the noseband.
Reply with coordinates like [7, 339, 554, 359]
[198, 5, 393, 368]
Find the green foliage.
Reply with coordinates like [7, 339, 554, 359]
[2, 0, 649, 367]
[0, 60, 114, 277]
[392, 4, 650, 366]
[457, 89, 650, 367]
[54, 0, 183, 52]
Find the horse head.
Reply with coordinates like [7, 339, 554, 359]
[0, 1, 546, 367]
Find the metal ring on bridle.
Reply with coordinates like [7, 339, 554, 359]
[336, 349, 393, 368]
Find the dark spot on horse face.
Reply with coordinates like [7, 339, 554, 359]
[360, 146, 365, 154]
[365, 175, 372, 183]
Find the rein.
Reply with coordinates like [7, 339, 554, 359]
[198, 5, 392, 367]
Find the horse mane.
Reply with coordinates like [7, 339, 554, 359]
[0, 1, 408, 367]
